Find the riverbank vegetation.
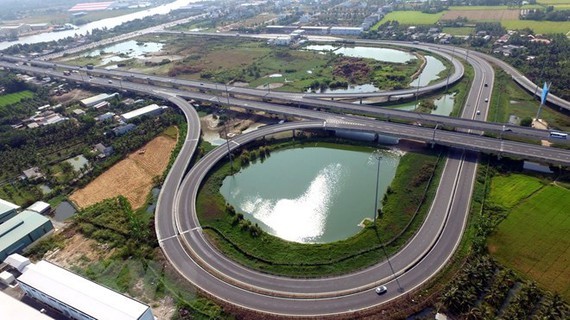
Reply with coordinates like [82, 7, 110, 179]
[196, 135, 444, 277]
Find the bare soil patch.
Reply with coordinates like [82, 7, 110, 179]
[70, 133, 177, 209]
[44, 233, 113, 269]
[52, 89, 93, 105]
[441, 9, 519, 21]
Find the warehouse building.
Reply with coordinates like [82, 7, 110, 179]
[0, 211, 53, 261]
[0, 198, 20, 224]
[11, 255, 155, 320]
[80, 93, 119, 107]
[120, 104, 167, 122]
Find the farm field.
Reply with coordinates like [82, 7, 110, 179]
[488, 177, 570, 301]
[488, 174, 544, 208]
[69, 130, 177, 209]
[501, 20, 570, 34]
[375, 11, 444, 26]
[441, 9, 519, 21]
[0, 90, 34, 107]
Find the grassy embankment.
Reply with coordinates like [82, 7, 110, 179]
[488, 70, 570, 131]
[197, 139, 444, 277]
[0, 90, 34, 107]
[487, 173, 570, 301]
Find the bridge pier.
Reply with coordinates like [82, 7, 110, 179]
[359, 98, 363, 104]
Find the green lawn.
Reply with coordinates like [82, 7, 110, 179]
[442, 27, 475, 36]
[488, 182, 570, 301]
[0, 90, 34, 107]
[501, 20, 570, 35]
[449, 5, 542, 10]
[374, 11, 445, 28]
[488, 174, 544, 208]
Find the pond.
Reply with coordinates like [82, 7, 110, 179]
[83, 40, 163, 65]
[392, 93, 456, 116]
[220, 146, 402, 243]
[304, 46, 446, 94]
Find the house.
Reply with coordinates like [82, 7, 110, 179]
[72, 109, 86, 116]
[112, 123, 136, 136]
[271, 36, 292, 46]
[22, 167, 43, 180]
[94, 143, 113, 158]
[26, 201, 51, 215]
[94, 112, 115, 122]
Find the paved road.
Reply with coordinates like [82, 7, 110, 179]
[3, 43, 570, 316]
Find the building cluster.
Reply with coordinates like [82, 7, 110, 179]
[0, 23, 49, 40]
[10, 104, 67, 130]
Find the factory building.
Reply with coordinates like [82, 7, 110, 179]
[0, 198, 20, 224]
[0, 211, 53, 261]
[0, 292, 53, 320]
[120, 104, 167, 122]
[7, 254, 155, 320]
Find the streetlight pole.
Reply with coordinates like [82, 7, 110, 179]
[373, 152, 382, 225]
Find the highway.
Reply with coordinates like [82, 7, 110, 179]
[3, 40, 570, 316]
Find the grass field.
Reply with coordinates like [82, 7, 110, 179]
[374, 11, 445, 27]
[488, 174, 544, 208]
[442, 27, 476, 36]
[488, 180, 570, 301]
[0, 90, 34, 107]
[502, 20, 570, 34]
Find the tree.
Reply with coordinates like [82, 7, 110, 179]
[520, 116, 533, 127]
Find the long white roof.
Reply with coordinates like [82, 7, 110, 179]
[18, 261, 150, 319]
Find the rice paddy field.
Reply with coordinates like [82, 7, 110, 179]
[487, 175, 570, 301]
[375, 5, 570, 34]
[0, 90, 34, 108]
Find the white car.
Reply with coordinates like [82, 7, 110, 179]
[375, 285, 387, 295]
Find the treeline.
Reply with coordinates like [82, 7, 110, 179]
[523, 8, 570, 21]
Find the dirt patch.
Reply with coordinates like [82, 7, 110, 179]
[52, 89, 93, 105]
[441, 9, 519, 21]
[255, 83, 284, 90]
[70, 133, 177, 209]
[45, 233, 113, 269]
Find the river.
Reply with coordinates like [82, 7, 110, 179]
[0, 0, 192, 50]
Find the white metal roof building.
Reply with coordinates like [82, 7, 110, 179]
[26, 201, 51, 215]
[120, 104, 166, 122]
[17, 260, 154, 320]
[80, 93, 119, 107]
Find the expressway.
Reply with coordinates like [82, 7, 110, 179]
[3, 41, 570, 316]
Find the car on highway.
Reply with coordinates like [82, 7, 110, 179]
[375, 285, 387, 295]
[484, 98, 489, 102]
[476, 110, 481, 115]
[484, 83, 488, 87]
